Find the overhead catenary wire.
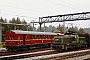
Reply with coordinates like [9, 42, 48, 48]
[0, 0, 83, 21]
[60, 0, 82, 11]
[0, 3, 53, 19]
[43, 0, 81, 11]
[0, 9, 38, 20]
[0, 0, 81, 20]
[0, 3, 51, 15]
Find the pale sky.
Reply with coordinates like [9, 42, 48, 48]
[0, 0, 90, 28]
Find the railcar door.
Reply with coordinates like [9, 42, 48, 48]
[23, 34, 26, 45]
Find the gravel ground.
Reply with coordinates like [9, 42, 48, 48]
[0, 48, 6, 51]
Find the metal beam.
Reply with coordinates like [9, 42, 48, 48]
[0, 24, 2, 43]
[31, 12, 90, 32]
[39, 12, 90, 23]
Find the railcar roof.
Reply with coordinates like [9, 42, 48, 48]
[11, 30, 57, 35]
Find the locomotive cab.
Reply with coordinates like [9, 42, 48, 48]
[52, 35, 76, 51]
[52, 34, 87, 51]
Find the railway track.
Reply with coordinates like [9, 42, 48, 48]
[16, 49, 90, 60]
[0, 49, 56, 60]
[0, 48, 52, 56]
[0, 47, 90, 60]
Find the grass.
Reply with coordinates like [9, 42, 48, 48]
[0, 43, 4, 48]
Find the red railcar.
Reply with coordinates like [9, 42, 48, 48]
[5, 30, 63, 51]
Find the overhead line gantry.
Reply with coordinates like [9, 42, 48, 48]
[31, 12, 90, 32]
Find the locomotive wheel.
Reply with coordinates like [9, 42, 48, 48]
[7, 48, 10, 51]
[56, 47, 62, 51]
[86, 45, 87, 47]
[7, 47, 12, 51]
[73, 46, 76, 49]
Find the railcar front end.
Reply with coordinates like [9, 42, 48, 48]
[5, 31, 23, 51]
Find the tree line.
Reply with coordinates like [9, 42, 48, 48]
[0, 17, 85, 42]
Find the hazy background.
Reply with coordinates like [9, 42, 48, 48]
[0, 0, 90, 28]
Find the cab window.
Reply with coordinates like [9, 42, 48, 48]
[10, 35, 14, 40]
[6, 35, 9, 40]
[72, 37, 75, 41]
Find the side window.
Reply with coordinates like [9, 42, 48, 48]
[32, 35, 36, 39]
[40, 35, 42, 39]
[25, 35, 27, 39]
[35, 35, 38, 39]
[43, 35, 46, 39]
[54, 38, 60, 42]
[29, 35, 32, 39]
[32, 35, 34, 39]
[36, 35, 39, 39]
[18, 35, 20, 40]
[38, 35, 40, 39]
[6, 35, 9, 40]
[72, 37, 75, 41]
[33, 35, 37, 39]
[50, 35, 52, 39]
[51, 35, 54, 39]
[48, 35, 50, 39]
[52, 36, 54, 39]
[46, 35, 48, 39]
[61, 38, 63, 43]
[10, 35, 14, 40]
